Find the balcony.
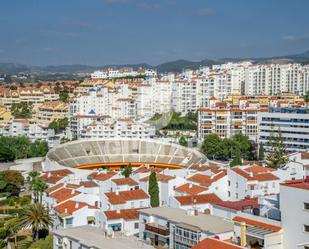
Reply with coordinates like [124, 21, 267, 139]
[145, 223, 170, 236]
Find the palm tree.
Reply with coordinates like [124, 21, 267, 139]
[15, 203, 52, 241]
[4, 217, 20, 249]
[27, 171, 47, 204]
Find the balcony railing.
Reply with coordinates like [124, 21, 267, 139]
[145, 223, 170, 236]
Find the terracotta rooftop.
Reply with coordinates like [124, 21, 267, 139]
[88, 171, 117, 181]
[45, 183, 64, 194]
[192, 238, 244, 249]
[105, 189, 149, 205]
[54, 200, 97, 215]
[80, 181, 98, 188]
[140, 173, 175, 182]
[133, 166, 164, 174]
[233, 216, 281, 232]
[175, 183, 208, 195]
[281, 178, 309, 191]
[214, 198, 258, 211]
[187, 171, 226, 187]
[41, 169, 73, 184]
[301, 152, 309, 160]
[104, 208, 141, 221]
[49, 188, 81, 203]
[112, 177, 138, 186]
[175, 193, 222, 206]
[232, 167, 279, 182]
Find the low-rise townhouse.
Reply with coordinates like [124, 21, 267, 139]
[174, 183, 209, 196]
[53, 200, 99, 229]
[227, 165, 280, 201]
[192, 238, 245, 249]
[139, 207, 234, 249]
[102, 189, 150, 211]
[170, 193, 222, 213]
[98, 208, 141, 235]
[110, 177, 139, 192]
[280, 178, 309, 249]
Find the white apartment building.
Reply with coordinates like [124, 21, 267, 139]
[245, 63, 309, 96]
[0, 119, 61, 147]
[80, 119, 156, 140]
[198, 97, 266, 141]
[258, 107, 309, 153]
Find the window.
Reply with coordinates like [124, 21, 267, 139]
[134, 222, 139, 229]
[66, 218, 73, 225]
[304, 225, 309, 232]
[228, 180, 231, 186]
[304, 203, 309, 210]
[228, 191, 230, 197]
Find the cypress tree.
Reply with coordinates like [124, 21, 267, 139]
[259, 143, 265, 160]
[148, 172, 159, 207]
[266, 130, 287, 168]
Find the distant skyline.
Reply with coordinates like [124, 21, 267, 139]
[0, 0, 308, 66]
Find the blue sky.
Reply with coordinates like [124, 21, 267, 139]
[0, 0, 308, 66]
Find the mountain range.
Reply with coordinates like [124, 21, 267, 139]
[0, 50, 309, 75]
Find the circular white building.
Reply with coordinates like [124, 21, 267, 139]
[46, 138, 207, 170]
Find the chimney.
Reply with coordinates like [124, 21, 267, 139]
[249, 171, 253, 177]
[71, 189, 75, 194]
[75, 202, 79, 209]
[64, 208, 68, 213]
[189, 183, 193, 189]
[48, 172, 51, 178]
[115, 189, 119, 195]
[116, 209, 120, 214]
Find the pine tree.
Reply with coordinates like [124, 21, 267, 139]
[266, 130, 287, 168]
[258, 143, 265, 160]
[148, 172, 159, 207]
[121, 163, 132, 178]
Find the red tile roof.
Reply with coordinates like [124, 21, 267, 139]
[45, 183, 64, 193]
[140, 173, 175, 182]
[301, 152, 309, 160]
[41, 169, 73, 184]
[244, 165, 276, 173]
[281, 178, 309, 191]
[49, 188, 81, 203]
[112, 177, 138, 186]
[192, 238, 244, 249]
[175, 183, 208, 195]
[214, 198, 258, 211]
[54, 200, 97, 215]
[88, 171, 117, 181]
[133, 166, 164, 173]
[175, 193, 222, 206]
[187, 171, 226, 187]
[104, 208, 141, 220]
[232, 168, 279, 182]
[233, 216, 281, 232]
[105, 189, 149, 205]
[80, 181, 98, 188]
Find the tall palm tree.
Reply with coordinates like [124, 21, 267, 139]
[27, 171, 47, 204]
[4, 217, 20, 249]
[15, 203, 52, 241]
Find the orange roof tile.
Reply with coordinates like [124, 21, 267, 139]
[80, 181, 98, 188]
[175, 183, 208, 195]
[104, 208, 141, 220]
[232, 168, 279, 182]
[105, 189, 149, 205]
[54, 200, 97, 215]
[112, 177, 138, 186]
[187, 171, 226, 187]
[175, 193, 222, 205]
[193, 238, 244, 249]
[214, 198, 258, 211]
[233, 216, 281, 232]
[88, 171, 117, 181]
[49, 188, 81, 203]
[281, 178, 309, 191]
[140, 173, 175, 182]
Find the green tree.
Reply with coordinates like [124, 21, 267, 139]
[231, 133, 255, 161]
[48, 118, 69, 134]
[230, 153, 242, 167]
[59, 90, 69, 102]
[148, 172, 159, 207]
[121, 164, 133, 178]
[11, 102, 33, 118]
[0, 146, 15, 162]
[303, 91, 309, 102]
[0, 170, 24, 194]
[266, 131, 287, 168]
[179, 136, 188, 147]
[29, 141, 49, 157]
[259, 143, 265, 160]
[201, 134, 222, 159]
[14, 203, 52, 241]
